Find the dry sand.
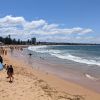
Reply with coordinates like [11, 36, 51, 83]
[0, 47, 100, 100]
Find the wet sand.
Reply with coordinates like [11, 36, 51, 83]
[0, 46, 100, 100]
[9, 47, 100, 93]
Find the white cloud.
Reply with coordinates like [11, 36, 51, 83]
[0, 15, 95, 42]
[24, 19, 46, 30]
[0, 15, 25, 27]
[49, 27, 93, 35]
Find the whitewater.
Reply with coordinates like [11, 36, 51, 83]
[28, 45, 100, 66]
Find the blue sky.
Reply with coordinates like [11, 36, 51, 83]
[0, 0, 100, 43]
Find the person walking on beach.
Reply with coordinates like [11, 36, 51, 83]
[7, 65, 14, 83]
[4, 49, 7, 55]
[0, 62, 3, 70]
[6, 65, 10, 78]
[0, 55, 3, 63]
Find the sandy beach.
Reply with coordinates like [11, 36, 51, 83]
[0, 46, 100, 100]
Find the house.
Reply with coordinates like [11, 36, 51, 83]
[0, 42, 4, 46]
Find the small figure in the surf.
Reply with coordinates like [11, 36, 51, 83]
[40, 57, 44, 60]
[28, 53, 32, 56]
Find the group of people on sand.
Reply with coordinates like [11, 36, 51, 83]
[0, 47, 7, 55]
[0, 55, 14, 83]
[9, 46, 23, 51]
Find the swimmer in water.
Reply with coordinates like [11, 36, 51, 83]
[28, 53, 32, 56]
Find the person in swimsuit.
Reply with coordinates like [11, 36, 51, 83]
[7, 65, 14, 83]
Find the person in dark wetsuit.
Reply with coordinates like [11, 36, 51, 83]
[0, 55, 3, 63]
[8, 65, 14, 82]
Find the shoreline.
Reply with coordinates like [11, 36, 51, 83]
[21, 47, 100, 93]
[28, 45, 100, 93]
[0, 45, 100, 100]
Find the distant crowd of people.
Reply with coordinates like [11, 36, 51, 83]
[9, 46, 23, 51]
[0, 45, 27, 83]
[0, 47, 7, 55]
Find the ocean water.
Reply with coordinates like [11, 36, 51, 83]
[28, 45, 100, 82]
[28, 45, 100, 66]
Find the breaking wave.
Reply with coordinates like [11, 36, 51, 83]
[28, 46, 100, 66]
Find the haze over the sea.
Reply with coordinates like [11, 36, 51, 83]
[0, 0, 100, 43]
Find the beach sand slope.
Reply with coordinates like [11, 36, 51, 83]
[0, 68, 84, 100]
[0, 49, 99, 100]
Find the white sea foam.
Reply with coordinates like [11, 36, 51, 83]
[28, 45, 47, 51]
[85, 74, 97, 80]
[28, 46, 100, 66]
[28, 46, 61, 53]
[51, 53, 100, 66]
